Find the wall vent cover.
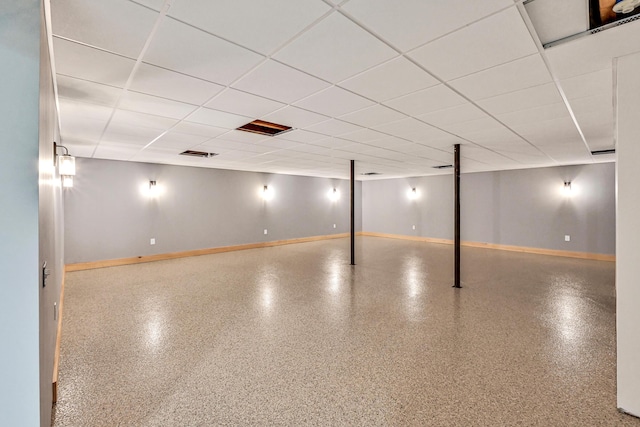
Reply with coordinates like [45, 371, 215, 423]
[236, 120, 292, 136]
[591, 149, 615, 155]
[433, 164, 453, 169]
[179, 150, 219, 158]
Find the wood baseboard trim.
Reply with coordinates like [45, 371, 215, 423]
[64, 233, 351, 272]
[359, 232, 615, 262]
[52, 269, 65, 404]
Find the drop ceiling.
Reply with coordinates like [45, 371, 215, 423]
[49, 0, 640, 180]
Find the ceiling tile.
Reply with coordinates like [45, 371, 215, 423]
[171, 121, 229, 138]
[418, 103, 489, 128]
[262, 106, 329, 129]
[59, 99, 113, 141]
[524, 0, 588, 46]
[534, 140, 592, 163]
[305, 119, 362, 137]
[130, 0, 164, 11]
[102, 123, 165, 147]
[342, 0, 513, 51]
[185, 108, 252, 129]
[205, 89, 284, 119]
[449, 54, 552, 100]
[513, 117, 582, 142]
[476, 83, 563, 116]
[294, 86, 374, 117]
[372, 118, 449, 142]
[130, 63, 224, 105]
[144, 17, 264, 85]
[53, 38, 135, 87]
[110, 109, 178, 131]
[233, 60, 330, 104]
[167, 0, 331, 54]
[559, 68, 613, 100]
[150, 131, 210, 150]
[119, 91, 198, 119]
[221, 130, 271, 144]
[570, 94, 613, 119]
[93, 144, 144, 160]
[274, 13, 397, 83]
[409, 7, 537, 81]
[497, 102, 570, 128]
[545, 18, 640, 79]
[385, 84, 467, 116]
[338, 57, 439, 102]
[461, 127, 524, 146]
[56, 75, 122, 107]
[340, 128, 388, 143]
[52, 0, 159, 58]
[438, 117, 504, 137]
[259, 138, 304, 150]
[201, 139, 273, 154]
[308, 137, 354, 149]
[339, 104, 407, 128]
[272, 129, 326, 143]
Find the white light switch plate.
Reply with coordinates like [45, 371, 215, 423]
[150, 238, 156, 245]
[564, 235, 570, 242]
[264, 229, 268, 235]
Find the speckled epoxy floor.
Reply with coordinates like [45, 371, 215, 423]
[52, 237, 639, 426]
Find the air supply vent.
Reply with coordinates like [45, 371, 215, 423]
[179, 150, 219, 158]
[433, 164, 453, 169]
[361, 172, 381, 176]
[236, 120, 292, 136]
[591, 149, 615, 155]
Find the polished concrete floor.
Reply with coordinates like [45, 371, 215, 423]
[53, 237, 639, 426]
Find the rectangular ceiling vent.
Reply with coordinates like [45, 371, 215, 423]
[179, 150, 219, 158]
[591, 149, 615, 155]
[236, 120, 292, 136]
[361, 172, 381, 176]
[432, 164, 453, 169]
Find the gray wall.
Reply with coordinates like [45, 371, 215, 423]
[363, 163, 615, 255]
[0, 1, 64, 426]
[65, 158, 362, 264]
[616, 51, 640, 416]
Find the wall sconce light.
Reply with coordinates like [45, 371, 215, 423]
[55, 142, 76, 188]
[329, 187, 340, 202]
[563, 181, 572, 197]
[262, 185, 274, 201]
[61, 176, 74, 188]
[148, 180, 161, 198]
[408, 187, 419, 200]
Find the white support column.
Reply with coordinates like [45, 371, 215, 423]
[616, 51, 640, 418]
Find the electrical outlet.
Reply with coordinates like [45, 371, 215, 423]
[150, 238, 156, 245]
[333, 224, 336, 229]
[412, 225, 416, 230]
[264, 229, 268, 235]
[564, 235, 570, 242]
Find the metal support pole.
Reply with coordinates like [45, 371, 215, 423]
[453, 144, 461, 288]
[350, 160, 355, 266]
